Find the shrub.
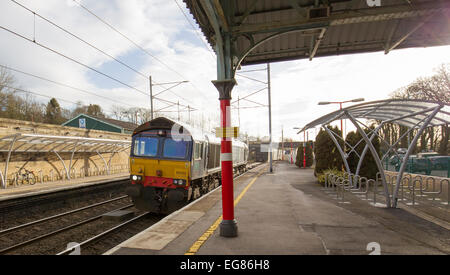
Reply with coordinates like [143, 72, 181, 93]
[317, 168, 346, 185]
[314, 126, 344, 176]
[345, 127, 381, 180]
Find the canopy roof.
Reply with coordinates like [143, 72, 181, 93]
[184, 0, 450, 67]
[0, 134, 131, 154]
[299, 99, 450, 132]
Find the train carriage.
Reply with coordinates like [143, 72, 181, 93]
[126, 117, 248, 213]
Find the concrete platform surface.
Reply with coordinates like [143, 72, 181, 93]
[108, 162, 449, 255]
[0, 173, 129, 201]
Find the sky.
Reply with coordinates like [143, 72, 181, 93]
[0, 0, 449, 142]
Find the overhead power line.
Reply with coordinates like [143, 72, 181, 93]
[3, 84, 80, 105]
[71, 0, 185, 81]
[173, 0, 215, 60]
[10, 0, 149, 80]
[0, 26, 194, 110]
[0, 64, 139, 108]
[0, 26, 148, 96]
[9, 0, 199, 110]
[71, 0, 212, 107]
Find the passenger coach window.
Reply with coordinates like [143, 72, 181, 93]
[133, 137, 159, 157]
[163, 139, 188, 159]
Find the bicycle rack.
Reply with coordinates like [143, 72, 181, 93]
[320, 170, 449, 210]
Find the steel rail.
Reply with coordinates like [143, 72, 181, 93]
[0, 204, 134, 254]
[0, 195, 129, 235]
[57, 211, 151, 255]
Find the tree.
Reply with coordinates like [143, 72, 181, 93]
[45, 98, 64, 124]
[87, 104, 105, 118]
[314, 126, 344, 176]
[389, 63, 450, 155]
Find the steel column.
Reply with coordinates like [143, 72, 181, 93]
[346, 111, 391, 207]
[53, 150, 70, 180]
[267, 63, 273, 173]
[392, 105, 443, 207]
[150, 75, 154, 120]
[213, 79, 237, 238]
[96, 151, 110, 175]
[203, 0, 238, 238]
[355, 123, 384, 177]
[3, 134, 19, 188]
[69, 141, 79, 173]
[323, 126, 353, 185]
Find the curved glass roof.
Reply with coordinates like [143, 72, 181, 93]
[300, 99, 450, 132]
[0, 134, 131, 153]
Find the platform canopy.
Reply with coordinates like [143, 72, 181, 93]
[0, 134, 131, 154]
[184, 0, 450, 72]
[299, 99, 450, 132]
[0, 134, 131, 187]
[297, 99, 449, 208]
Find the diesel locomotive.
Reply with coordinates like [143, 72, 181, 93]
[126, 117, 248, 213]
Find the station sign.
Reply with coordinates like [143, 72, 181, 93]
[215, 127, 239, 138]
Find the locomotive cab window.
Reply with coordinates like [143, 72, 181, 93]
[133, 136, 159, 157]
[193, 142, 202, 160]
[163, 138, 189, 159]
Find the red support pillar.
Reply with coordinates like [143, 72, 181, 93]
[213, 79, 238, 238]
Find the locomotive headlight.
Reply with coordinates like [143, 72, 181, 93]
[132, 175, 138, 181]
[174, 179, 185, 186]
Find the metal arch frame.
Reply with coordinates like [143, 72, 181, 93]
[345, 111, 391, 207]
[322, 125, 353, 187]
[2, 134, 19, 189]
[391, 105, 443, 207]
[300, 100, 448, 208]
[355, 122, 385, 177]
[235, 25, 328, 75]
[0, 133, 131, 188]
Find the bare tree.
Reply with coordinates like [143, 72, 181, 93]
[389, 63, 449, 154]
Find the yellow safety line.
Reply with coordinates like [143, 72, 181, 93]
[185, 172, 262, 255]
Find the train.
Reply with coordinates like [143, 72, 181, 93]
[126, 117, 249, 213]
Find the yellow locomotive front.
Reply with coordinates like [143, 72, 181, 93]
[127, 118, 192, 213]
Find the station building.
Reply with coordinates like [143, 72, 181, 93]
[62, 114, 138, 135]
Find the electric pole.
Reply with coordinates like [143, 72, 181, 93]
[267, 63, 273, 173]
[149, 75, 154, 120]
[281, 126, 284, 161]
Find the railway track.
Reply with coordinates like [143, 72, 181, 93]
[0, 195, 137, 255]
[56, 212, 162, 255]
[0, 163, 263, 255]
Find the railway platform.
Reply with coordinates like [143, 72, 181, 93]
[0, 173, 129, 202]
[107, 162, 449, 255]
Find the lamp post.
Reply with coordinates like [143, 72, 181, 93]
[318, 98, 365, 138]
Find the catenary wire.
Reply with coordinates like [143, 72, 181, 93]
[0, 26, 194, 110]
[71, 0, 212, 107]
